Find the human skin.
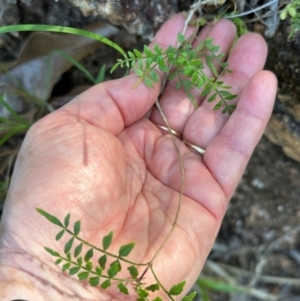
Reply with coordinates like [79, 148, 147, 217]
[0, 14, 277, 301]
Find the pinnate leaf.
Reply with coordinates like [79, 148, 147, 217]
[74, 243, 83, 258]
[118, 242, 135, 257]
[89, 276, 100, 286]
[181, 291, 197, 301]
[169, 280, 186, 296]
[55, 258, 63, 265]
[45, 247, 60, 257]
[117, 282, 129, 295]
[145, 283, 160, 292]
[62, 262, 71, 271]
[69, 266, 81, 275]
[205, 56, 218, 77]
[137, 288, 149, 298]
[77, 257, 83, 266]
[102, 231, 113, 251]
[78, 271, 89, 280]
[144, 76, 153, 88]
[200, 84, 212, 97]
[73, 220, 81, 235]
[98, 254, 107, 269]
[84, 248, 93, 262]
[150, 70, 159, 83]
[64, 213, 70, 227]
[95, 267, 102, 276]
[213, 101, 222, 111]
[86, 261, 93, 271]
[134, 68, 144, 77]
[56, 229, 65, 241]
[36, 208, 63, 227]
[144, 45, 152, 56]
[177, 32, 185, 44]
[108, 260, 121, 278]
[127, 265, 138, 279]
[64, 237, 74, 254]
[101, 279, 111, 289]
[134, 49, 142, 58]
[207, 93, 217, 103]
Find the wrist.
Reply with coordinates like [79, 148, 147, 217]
[0, 247, 106, 301]
[0, 265, 47, 301]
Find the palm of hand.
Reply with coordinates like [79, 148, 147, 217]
[0, 14, 276, 301]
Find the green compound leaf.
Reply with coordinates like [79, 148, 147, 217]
[117, 282, 129, 295]
[55, 258, 63, 265]
[101, 279, 111, 289]
[45, 247, 60, 257]
[74, 243, 83, 258]
[169, 280, 186, 296]
[289, 6, 297, 17]
[128, 51, 135, 59]
[207, 93, 217, 103]
[152, 297, 163, 301]
[181, 291, 197, 301]
[89, 276, 100, 286]
[56, 229, 65, 241]
[145, 283, 160, 292]
[145, 57, 153, 69]
[177, 32, 185, 44]
[127, 265, 138, 279]
[69, 266, 81, 275]
[84, 248, 94, 262]
[67, 252, 71, 261]
[168, 71, 177, 81]
[73, 220, 81, 235]
[95, 267, 102, 276]
[150, 70, 159, 83]
[143, 45, 152, 57]
[86, 261, 93, 271]
[134, 68, 144, 77]
[200, 84, 212, 97]
[213, 101, 222, 111]
[99, 254, 107, 269]
[134, 49, 142, 58]
[64, 213, 70, 228]
[110, 61, 121, 73]
[102, 231, 113, 251]
[108, 260, 121, 278]
[154, 44, 162, 54]
[77, 257, 83, 266]
[78, 271, 89, 280]
[118, 242, 135, 257]
[64, 237, 74, 254]
[205, 56, 218, 78]
[222, 104, 236, 115]
[62, 262, 71, 271]
[36, 208, 63, 227]
[144, 76, 153, 88]
[137, 288, 149, 298]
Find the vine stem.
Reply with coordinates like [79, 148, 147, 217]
[142, 0, 203, 282]
[64, 229, 148, 266]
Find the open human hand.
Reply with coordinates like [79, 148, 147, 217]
[0, 14, 277, 301]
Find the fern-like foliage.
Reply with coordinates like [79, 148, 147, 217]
[280, 0, 300, 38]
[36, 208, 196, 301]
[111, 33, 237, 114]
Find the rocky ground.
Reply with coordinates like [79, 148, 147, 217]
[1, 1, 300, 300]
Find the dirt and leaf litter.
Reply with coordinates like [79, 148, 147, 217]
[1, 4, 300, 301]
